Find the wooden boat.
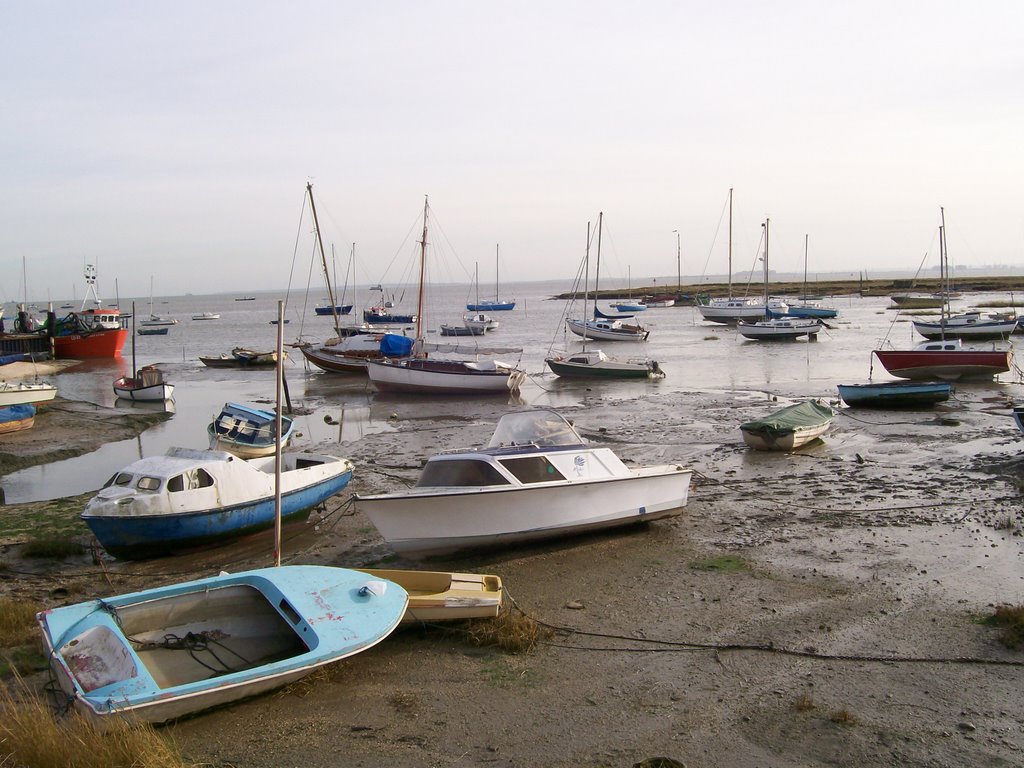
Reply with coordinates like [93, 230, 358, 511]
[740, 400, 834, 451]
[0, 381, 57, 407]
[81, 447, 354, 559]
[466, 245, 515, 311]
[356, 568, 503, 623]
[364, 198, 527, 395]
[207, 402, 295, 458]
[37, 565, 408, 726]
[0, 403, 36, 433]
[114, 365, 174, 402]
[911, 311, 1018, 340]
[837, 381, 952, 408]
[192, 312, 220, 320]
[356, 408, 693, 557]
[547, 217, 661, 378]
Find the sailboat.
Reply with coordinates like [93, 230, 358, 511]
[314, 245, 354, 316]
[365, 198, 527, 394]
[698, 189, 789, 323]
[461, 263, 499, 332]
[611, 267, 647, 312]
[873, 209, 1013, 381]
[566, 213, 650, 342]
[298, 187, 414, 375]
[113, 302, 174, 401]
[140, 276, 178, 326]
[738, 220, 823, 341]
[785, 235, 838, 319]
[466, 245, 516, 311]
[546, 219, 663, 378]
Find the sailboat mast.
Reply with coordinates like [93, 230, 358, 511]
[728, 187, 733, 298]
[416, 197, 428, 341]
[495, 244, 499, 301]
[594, 211, 604, 314]
[306, 182, 340, 337]
[802, 234, 809, 301]
[939, 206, 948, 328]
[762, 218, 770, 318]
[582, 221, 591, 349]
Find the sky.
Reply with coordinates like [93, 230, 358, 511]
[1, 1, 1022, 302]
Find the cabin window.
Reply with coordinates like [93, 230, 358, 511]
[416, 460, 510, 487]
[498, 456, 566, 484]
[136, 476, 161, 491]
[103, 472, 134, 488]
[167, 469, 215, 493]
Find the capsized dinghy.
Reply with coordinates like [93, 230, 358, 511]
[38, 565, 408, 726]
[82, 447, 353, 559]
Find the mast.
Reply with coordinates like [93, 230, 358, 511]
[675, 230, 681, 293]
[594, 211, 604, 317]
[728, 187, 733, 298]
[939, 206, 948, 333]
[415, 196, 428, 341]
[474, 262, 480, 310]
[495, 244, 500, 301]
[130, 301, 137, 380]
[582, 221, 591, 350]
[802, 234, 809, 301]
[762, 218, 770, 319]
[306, 182, 340, 337]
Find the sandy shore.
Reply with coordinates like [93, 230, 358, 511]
[2, 388, 1023, 766]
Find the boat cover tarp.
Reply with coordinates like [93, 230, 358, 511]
[0, 403, 36, 424]
[740, 400, 834, 435]
[380, 334, 415, 358]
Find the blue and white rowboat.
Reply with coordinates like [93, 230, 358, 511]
[38, 565, 408, 726]
[81, 447, 353, 559]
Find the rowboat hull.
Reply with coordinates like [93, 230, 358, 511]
[872, 349, 1012, 380]
[740, 400, 834, 451]
[0, 404, 35, 433]
[741, 421, 830, 450]
[545, 353, 657, 378]
[356, 568, 503, 623]
[113, 381, 174, 401]
[837, 381, 953, 408]
[37, 566, 407, 726]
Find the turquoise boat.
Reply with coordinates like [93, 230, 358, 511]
[838, 381, 952, 408]
[38, 566, 408, 726]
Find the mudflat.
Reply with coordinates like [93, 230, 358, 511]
[3, 383, 1022, 767]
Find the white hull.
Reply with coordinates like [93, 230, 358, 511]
[0, 383, 57, 407]
[698, 301, 772, 323]
[358, 466, 691, 556]
[566, 318, 649, 342]
[738, 318, 821, 340]
[366, 359, 525, 394]
[741, 421, 830, 451]
[114, 383, 174, 401]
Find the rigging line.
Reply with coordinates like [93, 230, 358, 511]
[696, 190, 730, 281]
[284, 187, 310, 319]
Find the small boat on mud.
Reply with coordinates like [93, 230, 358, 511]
[0, 403, 36, 433]
[37, 565, 408, 726]
[0, 381, 57, 407]
[837, 381, 953, 408]
[356, 408, 693, 557]
[81, 447, 354, 559]
[740, 400, 834, 451]
[356, 568, 503, 624]
[207, 402, 295, 458]
[113, 365, 174, 402]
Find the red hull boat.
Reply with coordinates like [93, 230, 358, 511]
[873, 340, 1012, 381]
[53, 307, 128, 358]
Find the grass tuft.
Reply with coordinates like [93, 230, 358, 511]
[465, 608, 551, 653]
[0, 676, 197, 767]
[982, 604, 1024, 649]
[21, 536, 84, 559]
[0, 597, 39, 648]
[829, 707, 858, 725]
[793, 693, 816, 712]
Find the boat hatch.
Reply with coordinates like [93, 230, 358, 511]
[416, 459, 510, 487]
[497, 456, 567, 484]
[167, 469, 215, 492]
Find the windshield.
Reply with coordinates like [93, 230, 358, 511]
[487, 409, 584, 448]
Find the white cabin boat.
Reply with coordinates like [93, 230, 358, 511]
[356, 409, 693, 557]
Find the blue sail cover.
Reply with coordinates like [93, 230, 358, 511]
[380, 334, 414, 358]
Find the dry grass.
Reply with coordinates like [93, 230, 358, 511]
[0, 677, 197, 768]
[830, 707, 858, 725]
[982, 603, 1024, 649]
[793, 693, 816, 712]
[21, 535, 84, 559]
[0, 597, 39, 648]
[465, 608, 551, 653]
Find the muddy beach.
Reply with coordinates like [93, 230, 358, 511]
[2, 381, 1023, 768]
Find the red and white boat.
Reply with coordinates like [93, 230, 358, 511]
[52, 265, 128, 358]
[873, 338, 1012, 381]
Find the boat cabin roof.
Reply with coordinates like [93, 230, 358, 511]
[914, 339, 962, 352]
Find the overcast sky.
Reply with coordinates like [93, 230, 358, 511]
[2, 1, 1022, 301]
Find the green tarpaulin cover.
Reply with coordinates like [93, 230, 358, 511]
[740, 400, 834, 436]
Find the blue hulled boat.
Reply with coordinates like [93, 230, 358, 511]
[837, 381, 953, 408]
[81, 447, 353, 559]
[208, 402, 295, 458]
[38, 565, 408, 725]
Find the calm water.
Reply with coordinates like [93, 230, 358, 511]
[2, 280, 1020, 503]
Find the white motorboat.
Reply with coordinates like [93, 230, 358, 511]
[0, 380, 57, 407]
[355, 408, 693, 557]
[738, 316, 822, 340]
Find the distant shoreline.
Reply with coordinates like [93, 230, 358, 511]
[551, 275, 1024, 301]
